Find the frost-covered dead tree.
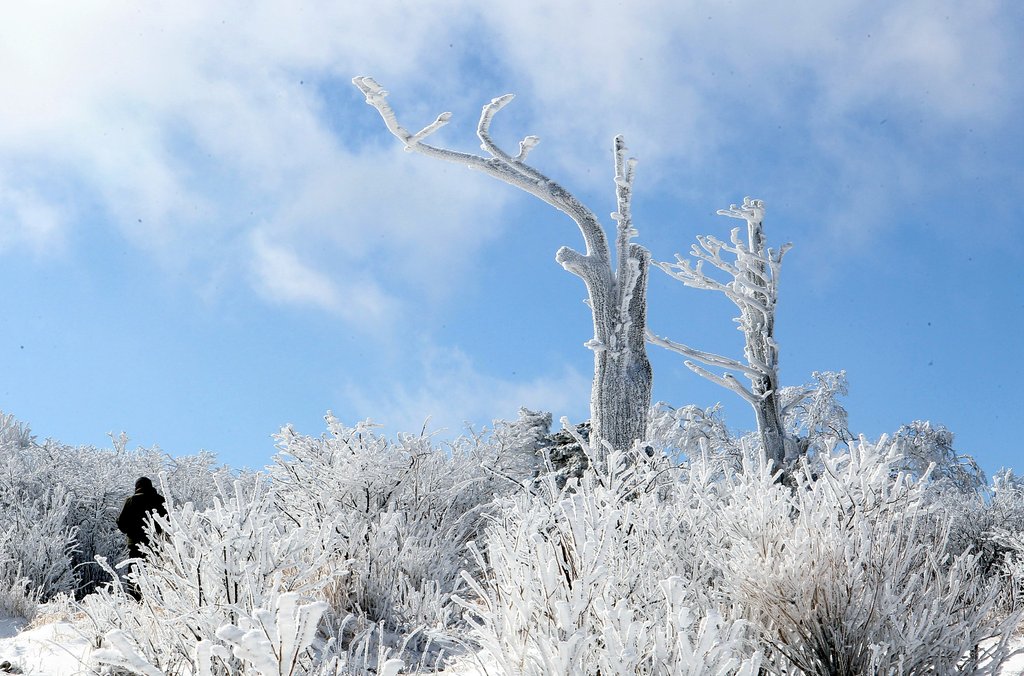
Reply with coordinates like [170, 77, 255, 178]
[353, 77, 651, 459]
[649, 198, 795, 470]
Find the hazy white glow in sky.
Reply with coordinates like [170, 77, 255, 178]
[1, 1, 1021, 473]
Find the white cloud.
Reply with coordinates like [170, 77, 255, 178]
[342, 344, 591, 436]
[0, 0, 1016, 314]
[0, 0, 504, 315]
[0, 177, 67, 255]
[250, 230, 338, 311]
[471, 0, 1015, 182]
[249, 228, 408, 326]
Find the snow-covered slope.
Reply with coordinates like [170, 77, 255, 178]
[2, 612, 1024, 676]
[0, 617, 90, 675]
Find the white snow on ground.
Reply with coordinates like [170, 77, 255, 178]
[0, 617, 91, 676]
[0, 612, 1023, 675]
[1002, 647, 1024, 676]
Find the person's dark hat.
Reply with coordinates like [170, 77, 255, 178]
[135, 477, 154, 491]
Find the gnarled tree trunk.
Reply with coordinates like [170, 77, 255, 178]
[353, 77, 652, 463]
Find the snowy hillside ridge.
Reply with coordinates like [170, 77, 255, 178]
[1, 408, 1024, 674]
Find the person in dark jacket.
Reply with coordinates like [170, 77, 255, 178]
[116, 476, 167, 560]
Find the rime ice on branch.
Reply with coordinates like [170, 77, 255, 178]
[352, 76, 652, 461]
[649, 197, 796, 469]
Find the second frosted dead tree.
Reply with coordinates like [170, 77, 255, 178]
[649, 198, 796, 470]
[352, 77, 651, 462]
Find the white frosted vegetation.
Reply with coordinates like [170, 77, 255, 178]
[62, 415, 544, 674]
[719, 438, 1019, 674]
[0, 408, 1023, 674]
[216, 593, 330, 676]
[0, 413, 237, 615]
[453, 446, 762, 675]
[352, 76, 652, 461]
[650, 198, 798, 471]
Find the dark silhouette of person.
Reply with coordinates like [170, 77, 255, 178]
[116, 476, 167, 560]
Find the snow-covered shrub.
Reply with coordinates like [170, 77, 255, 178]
[891, 420, 985, 492]
[214, 592, 330, 676]
[0, 482, 78, 616]
[648, 402, 740, 467]
[79, 474, 348, 675]
[719, 437, 1019, 674]
[42, 441, 239, 594]
[0, 411, 33, 449]
[455, 437, 760, 675]
[0, 412, 239, 598]
[943, 469, 1024, 612]
[779, 370, 852, 458]
[269, 413, 533, 641]
[77, 411, 540, 675]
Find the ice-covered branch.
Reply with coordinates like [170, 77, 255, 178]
[515, 135, 541, 163]
[646, 331, 762, 379]
[407, 112, 452, 146]
[716, 196, 765, 224]
[654, 257, 732, 294]
[353, 75, 610, 268]
[685, 361, 758, 406]
[613, 136, 642, 327]
[555, 245, 607, 299]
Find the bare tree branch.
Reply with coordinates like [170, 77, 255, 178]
[353, 76, 610, 268]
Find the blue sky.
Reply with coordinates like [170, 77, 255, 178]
[1, 1, 1021, 474]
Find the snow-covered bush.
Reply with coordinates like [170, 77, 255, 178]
[779, 370, 852, 458]
[214, 592, 330, 676]
[0, 483, 78, 614]
[648, 402, 741, 468]
[75, 412, 540, 674]
[451, 423, 1020, 675]
[719, 437, 1019, 674]
[891, 419, 985, 492]
[268, 413, 539, 663]
[91, 592, 334, 676]
[0, 411, 239, 599]
[6, 405, 1019, 675]
[455, 435, 761, 675]
[942, 468, 1024, 612]
[81, 474, 348, 675]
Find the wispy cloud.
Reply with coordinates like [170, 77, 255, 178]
[0, 176, 67, 255]
[342, 344, 591, 436]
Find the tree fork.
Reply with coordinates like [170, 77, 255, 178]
[353, 77, 653, 461]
